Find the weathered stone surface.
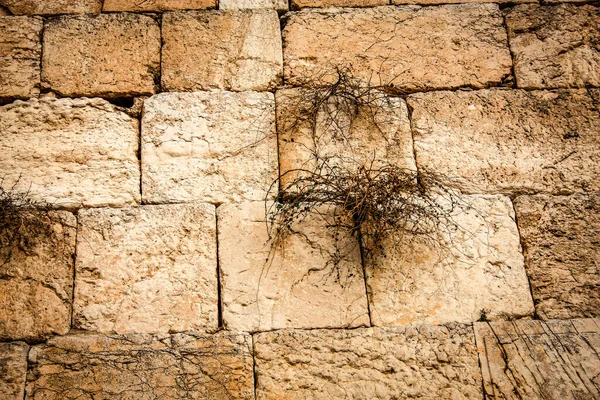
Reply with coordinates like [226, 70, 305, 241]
[409, 89, 600, 195]
[291, 0, 385, 10]
[0, 6, 9, 15]
[0, 16, 42, 101]
[0, 212, 76, 342]
[142, 91, 277, 204]
[0, 98, 140, 209]
[505, 5, 600, 89]
[74, 204, 218, 334]
[0, 342, 28, 400]
[255, 324, 482, 399]
[103, 0, 215, 11]
[162, 10, 282, 92]
[283, 4, 511, 92]
[42, 13, 160, 97]
[0, 0, 101, 14]
[220, 0, 287, 10]
[26, 332, 254, 399]
[514, 194, 600, 320]
[218, 202, 370, 332]
[393, 0, 533, 4]
[475, 318, 600, 399]
[366, 195, 534, 326]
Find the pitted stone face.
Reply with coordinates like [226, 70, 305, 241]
[103, 0, 216, 11]
[0, 0, 102, 15]
[0, 342, 28, 400]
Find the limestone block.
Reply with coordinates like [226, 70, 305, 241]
[142, 91, 277, 204]
[26, 332, 254, 399]
[162, 10, 282, 92]
[514, 194, 600, 320]
[0, 0, 101, 14]
[0, 342, 28, 400]
[74, 204, 218, 334]
[409, 89, 600, 195]
[475, 318, 600, 399]
[282, 4, 511, 92]
[505, 5, 600, 89]
[218, 202, 370, 332]
[254, 324, 482, 399]
[393, 0, 533, 4]
[0, 16, 42, 101]
[42, 13, 160, 98]
[365, 195, 534, 326]
[103, 0, 216, 11]
[0, 98, 140, 209]
[291, 0, 385, 9]
[219, 0, 287, 11]
[0, 212, 76, 342]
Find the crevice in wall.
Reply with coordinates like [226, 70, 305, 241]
[501, 6, 518, 89]
[37, 17, 46, 99]
[137, 110, 144, 205]
[251, 334, 258, 400]
[215, 206, 224, 330]
[157, 13, 164, 94]
[0, 5, 13, 15]
[356, 227, 373, 328]
[69, 212, 79, 331]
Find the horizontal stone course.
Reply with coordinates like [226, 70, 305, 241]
[220, 0, 288, 11]
[0, 342, 28, 400]
[291, 0, 386, 9]
[0, 0, 102, 14]
[103, 0, 216, 11]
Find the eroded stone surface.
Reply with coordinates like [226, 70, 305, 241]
[0, 98, 140, 209]
[514, 194, 600, 320]
[162, 10, 282, 92]
[74, 204, 218, 334]
[409, 89, 600, 195]
[218, 202, 370, 332]
[220, 0, 287, 11]
[0, 342, 28, 399]
[255, 324, 482, 399]
[291, 0, 385, 9]
[103, 0, 215, 11]
[0, 212, 76, 342]
[393, 0, 533, 4]
[505, 4, 600, 89]
[365, 195, 534, 326]
[0, 16, 42, 101]
[283, 4, 511, 92]
[42, 13, 160, 97]
[26, 332, 254, 399]
[475, 318, 600, 399]
[0, 0, 101, 14]
[142, 91, 277, 204]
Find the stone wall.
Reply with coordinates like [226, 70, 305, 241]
[0, 0, 598, 398]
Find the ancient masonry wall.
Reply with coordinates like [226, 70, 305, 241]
[0, 0, 599, 398]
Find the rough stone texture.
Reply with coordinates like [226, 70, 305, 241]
[255, 324, 482, 399]
[514, 194, 600, 320]
[366, 195, 534, 326]
[0, 16, 42, 102]
[0, 0, 101, 14]
[218, 202, 370, 332]
[409, 89, 600, 196]
[0, 342, 28, 400]
[42, 13, 160, 98]
[162, 10, 282, 92]
[0, 212, 76, 342]
[142, 91, 277, 205]
[103, 0, 216, 11]
[74, 204, 218, 334]
[475, 318, 600, 399]
[0, 98, 140, 209]
[291, 0, 385, 9]
[26, 332, 254, 399]
[393, 0, 533, 4]
[220, 0, 287, 10]
[282, 4, 512, 92]
[0, 6, 9, 15]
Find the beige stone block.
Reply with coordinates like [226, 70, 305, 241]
[142, 91, 277, 204]
[0, 98, 140, 209]
[218, 201, 370, 332]
[162, 10, 282, 92]
[282, 4, 511, 92]
[255, 324, 482, 399]
[514, 194, 600, 320]
[219, 0, 287, 11]
[365, 195, 534, 326]
[26, 332, 254, 399]
[74, 204, 218, 334]
[0, 212, 76, 342]
[103, 0, 216, 11]
[393, 0, 533, 4]
[291, 0, 386, 9]
[505, 5, 600, 89]
[409, 89, 600, 195]
[0, 0, 101, 14]
[42, 13, 160, 97]
[0, 342, 28, 400]
[0, 16, 42, 101]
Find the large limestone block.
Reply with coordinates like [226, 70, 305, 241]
[291, 0, 385, 9]
[255, 324, 483, 399]
[0, 16, 42, 102]
[218, 202, 370, 332]
[26, 332, 254, 399]
[74, 204, 218, 334]
[0, 342, 28, 400]
[505, 5, 600, 89]
[475, 318, 600, 399]
[365, 195, 534, 326]
[142, 91, 277, 204]
[0, 211, 76, 342]
[219, 0, 288, 11]
[0, 98, 140, 209]
[103, 0, 215, 11]
[282, 4, 512, 92]
[0, 0, 101, 14]
[42, 13, 160, 98]
[409, 89, 600, 195]
[162, 10, 282, 92]
[514, 194, 600, 320]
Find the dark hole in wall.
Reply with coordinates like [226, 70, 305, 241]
[107, 97, 136, 108]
